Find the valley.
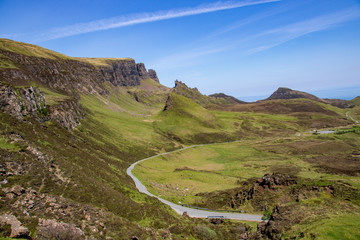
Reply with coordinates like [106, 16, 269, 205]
[0, 38, 359, 239]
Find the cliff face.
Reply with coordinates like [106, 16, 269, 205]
[0, 85, 47, 121]
[0, 48, 159, 95]
[0, 84, 82, 129]
[0, 39, 159, 129]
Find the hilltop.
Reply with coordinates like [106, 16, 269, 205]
[266, 87, 323, 102]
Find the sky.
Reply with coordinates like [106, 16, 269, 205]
[1, 0, 359, 101]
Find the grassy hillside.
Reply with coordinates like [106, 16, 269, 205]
[0, 38, 131, 69]
[154, 92, 230, 143]
[348, 96, 360, 106]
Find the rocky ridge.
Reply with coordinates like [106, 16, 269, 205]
[172, 80, 240, 107]
[0, 47, 159, 95]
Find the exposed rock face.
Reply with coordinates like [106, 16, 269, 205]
[0, 49, 159, 94]
[99, 60, 158, 87]
[255, 173, 297, 190]
[0, 84, 47, 120]
[37, 219, 84, 240]
[0, 214, 30, 239]
[257, 205, 304, 240]
[48, 97, 84, 129]
[148, 69, 159, 83]
[0, 84, 83, 129]
[267, 87, 322, 102]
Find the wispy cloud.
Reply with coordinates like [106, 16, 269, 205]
[150, 46, 227, 69]
[36, 0, 280, 42]
[246, 7, 360, 54]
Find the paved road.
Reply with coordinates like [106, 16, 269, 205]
[346, 111, 359, 123]
[127, 144, 264, 222]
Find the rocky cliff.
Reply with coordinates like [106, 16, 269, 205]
[0, 39, 159, 95]
[0, 84, 47, 121]
[0, 38, 159, 129]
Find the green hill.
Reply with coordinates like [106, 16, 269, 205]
[348, 96, 360, 106]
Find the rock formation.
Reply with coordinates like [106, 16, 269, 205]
[0, 84, 83, 129]
[0, 85, 47, 121]
[267, 87, 322, 102]
[0, 46, 159, 95]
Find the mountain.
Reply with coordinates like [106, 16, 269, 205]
[172, 80, 241, 107]
[209, 93, 247, 104]
[266, 87, 323, 102]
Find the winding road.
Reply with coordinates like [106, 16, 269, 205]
[127, 144, 264, 222]
[346, 111, 359, 124]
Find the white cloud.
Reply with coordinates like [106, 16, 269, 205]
[246, 8, 360, 54]
[36, 0, 280, 41]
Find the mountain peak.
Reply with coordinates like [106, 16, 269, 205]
[267, 87, 321, 101]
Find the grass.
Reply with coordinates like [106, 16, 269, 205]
[134, 132, 360, 206]
[0, 38, 69, 60]
[38, 87, 71, 106]
[286, 213, 360, 239]
[1, 38, 135, 69]
[74, 57, 133, 67]
[0, 136, 21, 151]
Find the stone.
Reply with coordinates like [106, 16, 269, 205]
[10, 185, 25, 196]
[0, 214, 30, 239]
[37, 218, 84, 239]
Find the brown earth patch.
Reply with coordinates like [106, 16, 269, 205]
[256, 140, 353, 155]
[304, 154, 360, 176]
[268, 164, 301, 176]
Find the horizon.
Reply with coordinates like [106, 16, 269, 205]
[1, 0, 359, 100]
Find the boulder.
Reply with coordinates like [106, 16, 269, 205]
[0, 214, 30, 239]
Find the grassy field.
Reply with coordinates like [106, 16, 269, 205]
[133, 130, 360, 203]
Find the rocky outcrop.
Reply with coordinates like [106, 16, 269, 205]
[0, 214, 31, 239]
[98, 60, 158, 87]
[257, 205, 304, 240]
[254, 173, 298, 190]
[0, 84, 47, 121]
[48, 97, 84, 129]
[0, 48, 159, 95]
[267, 87, 322, 102]
[0, 84, 83, 129]
[148, 69, 159, 83]
[37, 219, 84, 240]
[172, 80, 243, 107]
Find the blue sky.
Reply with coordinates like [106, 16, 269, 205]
[1, 0, 359, 101]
